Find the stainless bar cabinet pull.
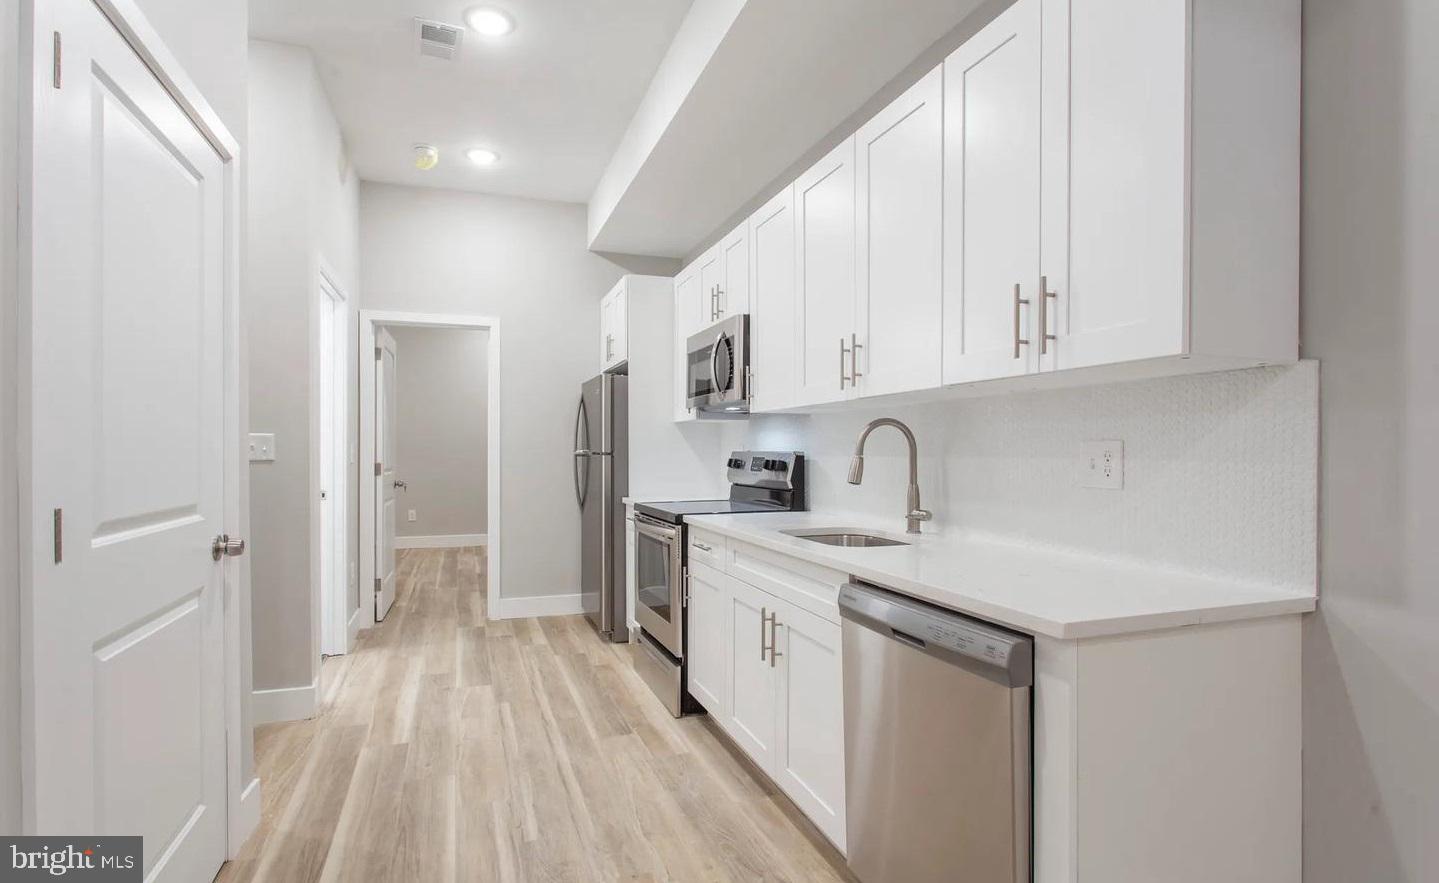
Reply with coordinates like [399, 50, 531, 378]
[1013, 283, 1031, 359]
[1040, 275, 1057, 355]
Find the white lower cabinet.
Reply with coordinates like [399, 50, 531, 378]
[771, 597, 846, 850]
[685, 562, 730, 719]
[689, 555, 846, 852]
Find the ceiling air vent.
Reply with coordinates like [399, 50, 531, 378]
[414, 18, 463, 60]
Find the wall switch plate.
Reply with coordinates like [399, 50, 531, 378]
[407, 509, 417, 523]
[1082, 439, 1124, 489]
[248, 433, 276, 462]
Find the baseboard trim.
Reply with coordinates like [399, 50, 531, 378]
[396, 533, 487, 549]
[229, 776, 262, 858]
[252, 680, 318, 724]
[495, 593, 585, 619]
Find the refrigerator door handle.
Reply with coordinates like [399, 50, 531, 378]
[573, 395, 590, 509]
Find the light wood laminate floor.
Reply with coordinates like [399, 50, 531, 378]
[218, 547, 852, 883]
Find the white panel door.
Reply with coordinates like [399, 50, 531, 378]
[724, 576, 779, 771]
[943, 0, 1044, 383]
[697, 244, 724, 327]
[772, 598, 847, 851]
[685, 563, 730, 719]
[673, 267, 701, 421]
[718, 221, 749, 318]
[25, 1, 228, 877]
[375, 329, 399, 620]
[599, 287, 615, 371]
[748, 186, 797, 412]
[1042, 0, 1188, 370]
[611, 282, 628, 365]
[855, 66, 944, 397]
[793, 137, 857, 407]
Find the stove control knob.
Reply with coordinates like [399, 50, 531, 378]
[772, 460, 788, 473]
[727, 457, 744, 469]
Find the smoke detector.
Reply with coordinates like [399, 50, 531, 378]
[414, 18, 463, 60]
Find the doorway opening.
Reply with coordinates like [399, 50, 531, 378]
[359, 312, 501, 628]
[317, 264, 350, 657]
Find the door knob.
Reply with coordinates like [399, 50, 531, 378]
[212, 534, 246, 561]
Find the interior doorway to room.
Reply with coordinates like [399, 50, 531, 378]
[317, 267, 350, 656]
[359, 312, 500, 627]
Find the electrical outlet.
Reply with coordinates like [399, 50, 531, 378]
[407, 509, 417, 523]
[248, 433, 276, 462]
[1081, 440, 1124, 489]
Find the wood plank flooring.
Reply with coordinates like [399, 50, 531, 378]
[218, 547, 853, 883]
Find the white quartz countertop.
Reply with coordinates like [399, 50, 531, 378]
[683, 512, 1315, 640]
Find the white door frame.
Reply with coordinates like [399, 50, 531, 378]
[315, 260, 350, 656]
[15, 0, 258, 856]
[358, 311, 501, 627]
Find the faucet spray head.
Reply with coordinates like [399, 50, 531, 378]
[847, 455, 865, 485]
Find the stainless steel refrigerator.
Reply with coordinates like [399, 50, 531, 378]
[573, 373, 628, 642]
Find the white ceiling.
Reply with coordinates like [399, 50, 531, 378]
[249, 0, 694, 203]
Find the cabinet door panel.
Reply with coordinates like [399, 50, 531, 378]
[686, 563, 729, 719]
[774, 598, 846, 850]
[749, 187, 796, 412]
[612, 284, 628, 365]
[1044, 0, 1187, 370]
[793, 138, 856, 406]
[698, 246, 724, 327]
[856, 67, 944, 397]
[719, 223, 749, 318]
[674, 267, 701, 422]
[943, 0, 1043, 383]
[724, 576, 778, 771]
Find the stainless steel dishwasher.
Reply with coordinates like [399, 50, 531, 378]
[838, 581, 1033, 883]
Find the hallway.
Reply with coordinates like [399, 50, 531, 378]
[218, 547, 851, 882]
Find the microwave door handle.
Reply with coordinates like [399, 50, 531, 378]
[710, 331, 727, 396]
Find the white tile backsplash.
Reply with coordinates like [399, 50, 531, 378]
[732, 363, 1318, 592]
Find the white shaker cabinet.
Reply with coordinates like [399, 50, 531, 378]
[673, 263, 702, 422]
[771, 596, 846, 851]
[717, 222, 750, 320]
[599, 278, 629, 372]
[942, 0, 1044, 383]
[1037, 0, 1299, 374]
[854, 66, 944, 398]
[748, 186, 797, 412]
[724, 575, 780, 771]
[686, 562, 730, 720]
[793, 137, 857, 407]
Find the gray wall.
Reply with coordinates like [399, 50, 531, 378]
[389, 327, 489, 539]
[246, 40, 359, 694]
[360, 183, 656, 601]
[1, 0, 250, 830]
[1301, 0, 1439, 879]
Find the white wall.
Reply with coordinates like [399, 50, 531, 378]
[1, 0, 251, 829]
[360, 183, 665, 601]
[1301, 0, 1439, 878]
[737, 364, 1318, 592]
[389, 327, 488, 540]
[246, 40, 359, 697]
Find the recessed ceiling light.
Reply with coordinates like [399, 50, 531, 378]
[466, 147, 500, 166]
[465, 6, 515, 37]
[413, 144, 439, 170]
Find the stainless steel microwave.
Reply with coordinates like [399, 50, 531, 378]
[685, 313, 750, 414]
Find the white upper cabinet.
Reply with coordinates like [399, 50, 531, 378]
[600, 278, 629, 372]
[793, 137, 857, 407]
[718, 222, 750, 319]
[942, 0, 1043, 384]
[1039, 0, 1298, 373]
[696, 245, 724, 327]
[855, 67, 944, 398]
[748, 186, 797, 412]
[673, 264, 701, 421]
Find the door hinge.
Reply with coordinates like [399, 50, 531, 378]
[52, 32, 61, 89]
[374, 577, 381, 594]
[374, 461, 382, 476]
[52, 508, 62, 563]
[375, 346, 382, 360]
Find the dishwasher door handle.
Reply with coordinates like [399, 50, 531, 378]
[890, 628, 927, 650]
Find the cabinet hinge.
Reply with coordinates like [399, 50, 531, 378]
[52, 32, 61, 89]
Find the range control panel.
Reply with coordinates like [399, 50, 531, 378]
[726, 450, 803, 490]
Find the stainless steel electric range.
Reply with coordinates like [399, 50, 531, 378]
[631, 451, 806, 716]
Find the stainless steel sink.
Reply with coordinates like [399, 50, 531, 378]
[781, 529, 909, 548]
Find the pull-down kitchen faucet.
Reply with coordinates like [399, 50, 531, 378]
[847, 418, 933, 534]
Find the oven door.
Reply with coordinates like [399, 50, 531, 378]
[633, 516, 685, 657]
[686, 314, 750, 412]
